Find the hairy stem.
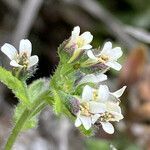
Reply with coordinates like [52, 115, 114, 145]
[4, 95, 46, 150]
[4, 109, 30, 150]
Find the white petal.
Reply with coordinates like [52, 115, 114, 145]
[10, 60, 22, 68]
[111, 112, 123, 121]
[98, 85, 109, 102]
[75, 117, 82, 127]
[106, 102, 121, 114]
[110, 47, 123, 60]
[89, 102, 106, 114]
[81, 44, 92, 50]
[87, 50, 97, 60]
[28, 55, 39, 68]
[96, 74, 107, 82]
[79, 116, 91, 130]
[71, 26, 80, 41]
[92, 114, 100, 124]
[105, 61, 122, 71]
[1, 43, 17, 60]
[79, 73, 107, 85]
[101, 41, 112, 54]
[80, 32, 93, 44]
[19, 39, 32, 57]
[82, 85, 93, 102]
[101, 122, 114, 134]
[111, 86, 127, 98]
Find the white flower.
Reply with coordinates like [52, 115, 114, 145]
[81, 85, 126, 134]
[68, 26, 93, 63]
[75, 85, 106, 130]
[87, 41, 123, 71]
[78, 73, 107, 85]
[1, 39, 39, 69]
[100, 102, 124, 134]
[70, 26, 93, 50]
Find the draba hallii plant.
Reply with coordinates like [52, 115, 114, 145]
[0, 26, 126, 150]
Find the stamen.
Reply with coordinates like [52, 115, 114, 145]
[93, 90, 98, 101]
[80, 102, 91, 116]
[98, 54, 109, 63]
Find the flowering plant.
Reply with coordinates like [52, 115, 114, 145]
[0, 26, 126, 150]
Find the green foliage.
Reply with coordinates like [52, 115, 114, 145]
[0, 67, 29, 106]
[53, 90, 63, 115]
[28, 78, 50, 103]
[13, 78, 51, 130]
[13, 103, 38, 131]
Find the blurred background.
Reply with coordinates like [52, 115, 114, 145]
[0, 0, 150, 149]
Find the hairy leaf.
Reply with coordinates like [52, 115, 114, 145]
[0, 67, 29, 105]
[28, 78, 50, 103]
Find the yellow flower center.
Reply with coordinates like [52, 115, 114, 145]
[98, 54, 109, 63]
[18, 53, 29, 68]
[100, 112, 114, 122]
[93, 90, 98, 101]
[77, 37, 85, 48]
[80, 102, 90, 117]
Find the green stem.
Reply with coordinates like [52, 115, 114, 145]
[5, 109, 30, 150]
[4, 96, 45, 150]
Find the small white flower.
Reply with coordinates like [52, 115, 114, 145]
[78, 73, 107, 85]
[99, 102, 124, 134]
[68, 26, 93, 63]
[1, 39, 39, 69]
[81, 85, 126, 134]
[75, 85, 106, 130]
[87, 41, 123, 71]
[70, 26, 93, 50]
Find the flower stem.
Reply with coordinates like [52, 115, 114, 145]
[5, 109, 30, 150]
[4, 94, 46, 150]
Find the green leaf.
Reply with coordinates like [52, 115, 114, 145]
[53, 90, 63, 115]
[28, 78, 50, 103]
[0, 67, 29, 105]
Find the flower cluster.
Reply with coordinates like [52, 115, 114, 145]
[0, 26, 126, 135]
[64, 26, 126, 134]
[0, 26, 126, 149]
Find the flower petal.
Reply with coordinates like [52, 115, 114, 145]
[82, 85, 93, 102]
[111, 111, 123, 121]
[105, 61, 122, 71]
[89, 102, 106, 113]
[79, 73, 107, 85]
[101, 41, 112, 54]
[71, 26, 80, 41]
[75, 117, 82, 127]
[111, 86, 127, 98]
[81, 44, 92, 50]
[87, 50, 97, 60]
[79, 116, 91, 130]
[98, 85, 109, 102]
[80, 32, 93, 44]
[19, 39, 32, 57]
[110, 47, 123, 60]
[92, 114, 100, 124]
[29, 55, 39, 68]
[10, 60, 22, 68]
[1, 43, 17, 60]
[101, 122, 114, 134]
[106, 102, 121, 114]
